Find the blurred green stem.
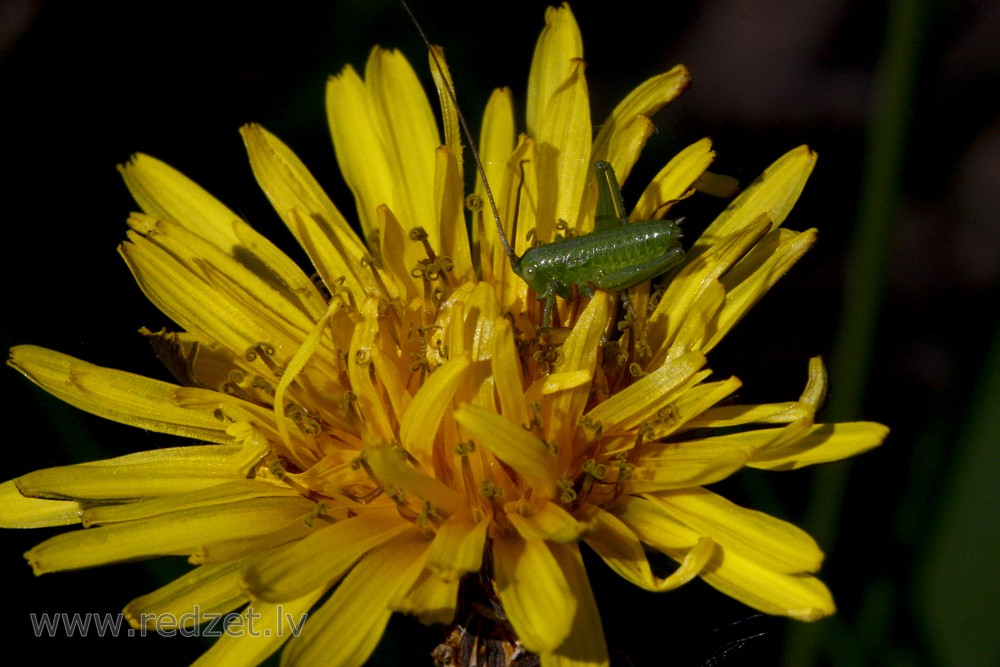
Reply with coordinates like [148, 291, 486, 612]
[783, 0, 929, 664]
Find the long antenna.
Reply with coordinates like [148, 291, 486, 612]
[399, 0, 518, 264]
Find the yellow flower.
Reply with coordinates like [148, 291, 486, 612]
[2, 5, 888, 666]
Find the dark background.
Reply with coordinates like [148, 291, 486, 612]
[2, 0, 997, 665]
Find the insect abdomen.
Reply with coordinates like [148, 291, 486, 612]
[523, 220, 684, 293]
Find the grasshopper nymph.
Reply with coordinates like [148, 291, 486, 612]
[508, 162, 684, 326]
[402, 1, 685, 327]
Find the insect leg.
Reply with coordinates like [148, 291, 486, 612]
[541, 282, 558, 329]
[593, 161, 628, 232]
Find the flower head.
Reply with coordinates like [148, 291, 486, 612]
[2, 5, 887, 666]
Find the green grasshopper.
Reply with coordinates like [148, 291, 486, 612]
[502, 162, 684, 326]
[402, 2, 685, 327]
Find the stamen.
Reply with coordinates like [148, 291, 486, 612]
[554, 219, 576, 240]
[407, 324, 441, 383]
[524, 401, 544, 432]
[268, 457, 313, 497]
[656, 404, 679, 431]
[581, 459, 608, 480]
[244, 342, 275, 363]
[252, 376, 275, 396]
[430, 285, 447, 306]
[409, 226, 436, 261]
[338, 391, 358, 416]
[629, 362, 647, 378]
[479, 479, 503, 501]
[579, 416, 604, 444]
[343, 456, 384, 504]
[557, 479, 577, 505]
[303, 501, 327, 528]
[465, 193, 483, 212]
[361, 246, 398, 308]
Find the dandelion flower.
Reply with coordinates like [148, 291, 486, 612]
[2, 5, 888, 666]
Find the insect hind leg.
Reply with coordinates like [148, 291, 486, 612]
[595, 247, 685, 292]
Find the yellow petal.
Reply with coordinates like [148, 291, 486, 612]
[347, 300, 395, 442]
[657, 377, 744, 438]
[193, 591, 322, 667]
[592, 116, 655, 192]
[25, 496, 315, 575]
[704, 228, 817, 352]
[192, 511, 324, 565]
[434, 145, 474, 281]
[646, 216, 772, 359]
[124, 559, 249, 630]
[241, 124, 373, 299]
[527, 3, 583, 137]
[491, 316, 530, 429]
[536, 57, 591, 240]
[686, 400, 811, 429]
[363, 440, 464, 516]
[701, 552, 835, 622]
[542, 542, 609, 667]
[582, 350, 707, 436]
[631, 138, 715, 221]
[507, 500, 592, 543]
[326, 64, 393, 240]
[426, 509, 489, 581]
[399, 353, 471, 468]
[126, 213, 319, 338]
[476, 87, 516, 283]
[800, 356, 829, 411]
[616, 495, 834, 620]
[628, 451, 750, 492]
[694, 145, 817, 252]
[17, 441, 269, 503]
[585, 504, 711, 592]
[280, 529, 429, 667]
[546, 292, 610, 465]
[8, 346, 234, 445]
[120, 233, 276, 359]
[0, 479, 79, 528]
[119, 154, 328, 320]
[638, 426, 788, 470]
[81, 479, 299, 527]
[612, 494, 703, 557]
[366, 47, 439, 236]
[391, 568, 459, 625]
[118, 153, 245, 252]
[241, 505, 407, 603]
[454, 403, 558, 499]
[370, 346, 412, 427]
[749, 421, 889, 470]
[376, 203, 422, 302]
[650, 488, 824, 574]
[592, 65, 692, 169]
[412, 44, 457, 179]
[493, 532, 576, 653]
